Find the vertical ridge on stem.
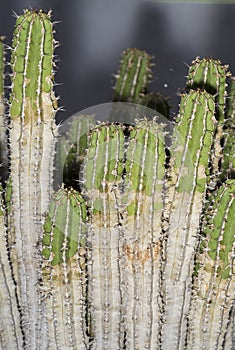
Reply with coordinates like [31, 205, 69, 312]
[9, 10, 58, 348]
[161, 90, 216, 349]
[187, 180, 235, 349]
[82, 123, 125, 349]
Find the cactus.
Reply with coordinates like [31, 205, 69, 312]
[81, 122, 125, 349]
[186, 57, 231, 185]
[0, 8, 234, 350]
[187, 179, 235, 349]
[55, 114, 95, 190]
[113, 48, 171, 119]
[41, 186, 88, 349]
[0, 38, 4, 118]
[161, 89, 216, 348]
[186, 57, 229, 123]
[113, 48, 153, 103]
[140, 92, 171, 119]
[222, 76, 235, 179]
[120, 118, 166, 349]
[0, 36, 8, 181]
[0, 187, 24, 348]
[7, 9, 58, 348]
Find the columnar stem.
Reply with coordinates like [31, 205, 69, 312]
[222, 76, 235, 179]
[161, 90, 216, 349]
[187, 180, 235, 349]
[0, 37, 7, 181]
[120, 119, 166, 349]
[42, 187, 88, 349]
[55, 114, 95, 189]
[113, 48, 152, 103]
[0, 188, 23, 349]
[82, 123, 125, 349]
[9, 10, 58, 348]
[186, 57, 230, 184]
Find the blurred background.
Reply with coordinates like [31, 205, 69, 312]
[0, 0, 235, 122]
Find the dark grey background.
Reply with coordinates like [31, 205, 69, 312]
[0, 0, 235, 122]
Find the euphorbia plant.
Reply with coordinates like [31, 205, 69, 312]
[0, 9, 234, 350]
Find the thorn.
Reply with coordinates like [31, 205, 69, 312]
[47, 9, 53, 18]
[12, 10, 19, 19]
[183, 61, 190, 69]
[4, 45, 13, 51]
[56, 106, 65, 112]
[53, 82, 63, 87]
[52, 20, 62, 25]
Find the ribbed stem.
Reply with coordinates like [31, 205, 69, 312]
[8, 10, 58, 348]
[119, 119, 166, 349]
[186, 57, 230, 184]
[161, 90, 216, 349]
[82, 123, 125, 349]
[113, 48, 152, 103]
[0, 188, 24, 349]
[221, 76, 235, 179]
[187, 180, 235, 349]
[140, 92, 171, 119]
[0, 37, 8, 182]
[55, 114, 95, 189]
[223, 301, 235, 349]
[42, 187, 88, 349]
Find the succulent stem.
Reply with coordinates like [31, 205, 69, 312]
[0, 187, 24, 349]
[119, 118, 166, 349]
[222, 76, 235, 179]
[161, 90, 216, 348]
[0, 10, 234, 348]
[82, 123, 125, 349]
[140, 92, 171, 119]
[186, 57, 231, 184]
[55, 114, 95, 190]
[8, 10, 58, 348]
[42, 187, 88, 349]
[0, 37, 8, 182]
[113, 48, 152, 103]
[187, 180, 235, 349]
